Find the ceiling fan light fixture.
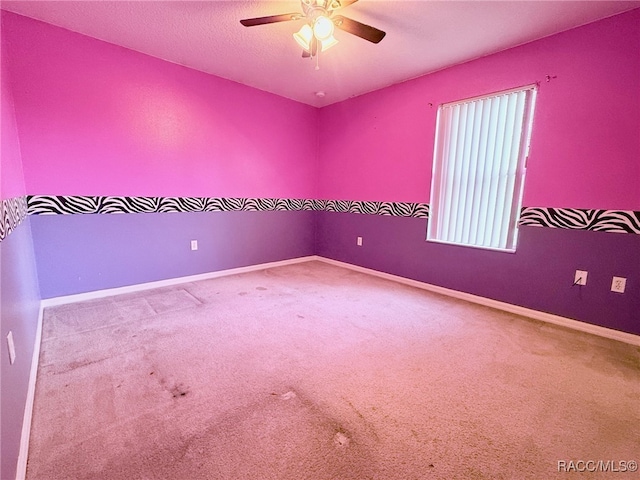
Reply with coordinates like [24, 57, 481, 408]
[242, 0, 385, 61]
[313, 15, 334, 41]
[293, 24, 314, 51]
[320, 35, 338, 52]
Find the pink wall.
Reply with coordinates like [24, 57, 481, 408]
[3, 9, 639, 207]
[318, 8, 640, 210]
[2, 12, 318, 199]
[1, 45, 26, 200]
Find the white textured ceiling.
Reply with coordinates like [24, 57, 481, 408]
[2, 1, 639, 107]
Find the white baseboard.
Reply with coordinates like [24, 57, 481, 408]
[315, 257, 640, 347]
[38, 253, 640, 346]
[16, 304, 44, 480]
[41, 256, 318, 307]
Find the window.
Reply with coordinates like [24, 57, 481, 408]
[427, 85, 537, 252]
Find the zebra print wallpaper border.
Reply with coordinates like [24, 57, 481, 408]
[0, 195, 636, 244]
[26, 195, 430, 219]
[519, 208, 640, 234]
[0, 196, 29, 241]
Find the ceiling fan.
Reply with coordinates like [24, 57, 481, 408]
[240, 0, 386, 59]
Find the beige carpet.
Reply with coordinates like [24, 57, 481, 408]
[27, 261, 639, 479]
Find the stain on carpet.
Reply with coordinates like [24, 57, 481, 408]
[169, 383, 190, 399]
[153, 371, 191, 399]
[334, 431, 351, 447]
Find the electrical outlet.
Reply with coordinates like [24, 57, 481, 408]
[357, 236, 363, 246]
[574, 270, 587, 286]
[7, 331, 16, 365]
[190, 240, 198, 251]
[611, 276, 626, 294]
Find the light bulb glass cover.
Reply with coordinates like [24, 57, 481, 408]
[320, 35, 338, 52]
[293, 24, 313, 51]
[313, 16, 334, 41]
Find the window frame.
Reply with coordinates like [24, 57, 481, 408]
[426, 84, 538, 253]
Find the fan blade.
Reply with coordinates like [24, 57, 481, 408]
[311, 36, 318, 57]
[240, 13, 301, 27]
[332, 15, 386, 43]
[302, 50, 311, 58]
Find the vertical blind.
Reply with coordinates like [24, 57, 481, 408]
[427, 86, 537, 251]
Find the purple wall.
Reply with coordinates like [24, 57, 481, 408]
[31, 210, 315, 298]
[315, 212, 640, 335]
[1, 42, 41, 480]
[0, 219, 41, 480]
